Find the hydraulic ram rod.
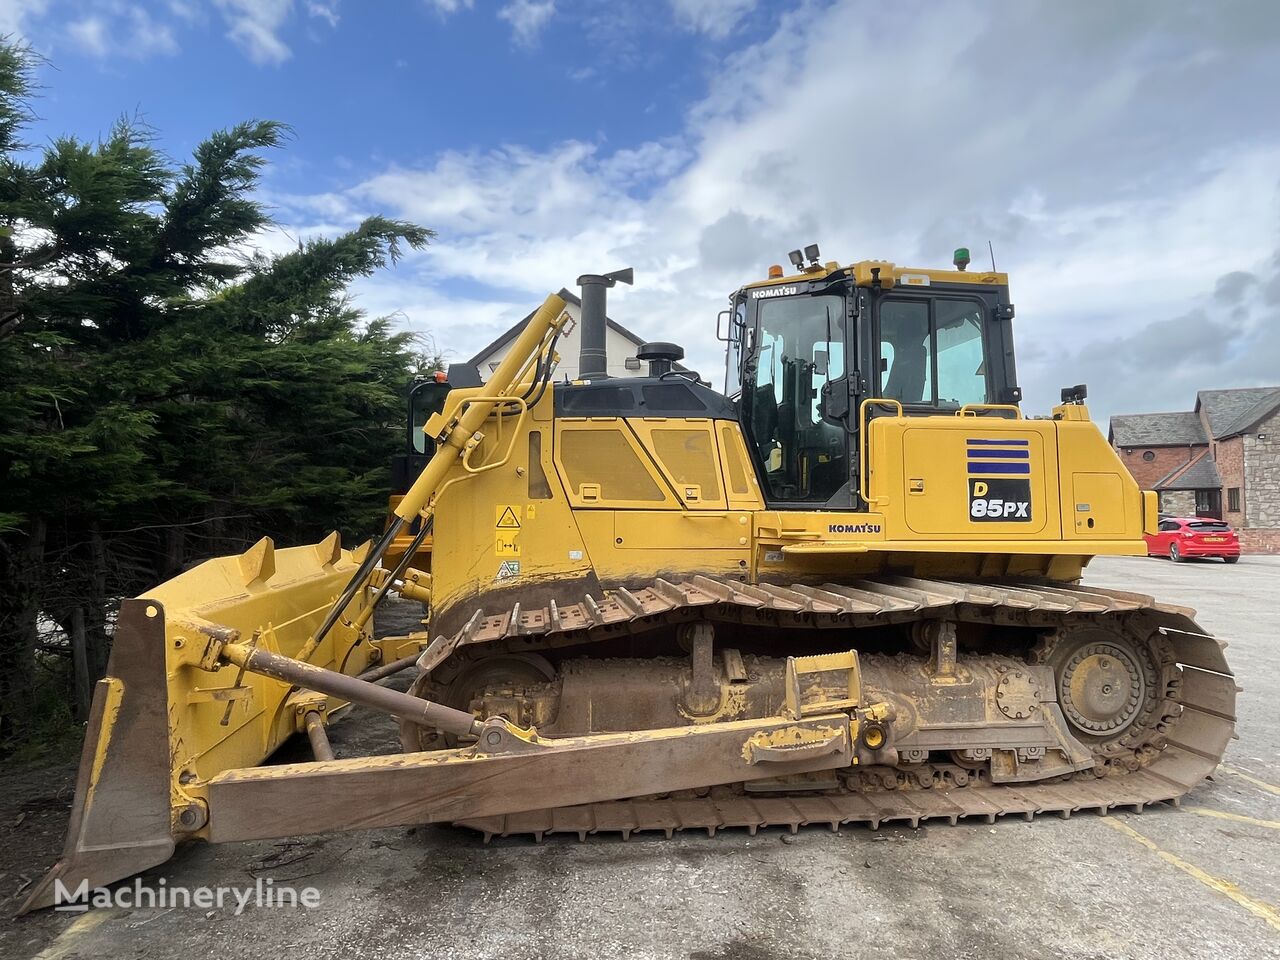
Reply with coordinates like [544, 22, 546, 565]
[303, 710, 335, 762]
[356, 652, 421, 684]
[218, 641, 482, 739]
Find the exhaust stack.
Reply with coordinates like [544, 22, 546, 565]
[576, 267, 633, 380]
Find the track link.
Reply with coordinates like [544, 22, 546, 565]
[456, 770, 1203, 842]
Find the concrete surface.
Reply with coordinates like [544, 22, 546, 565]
[2, 555, 1278, 960]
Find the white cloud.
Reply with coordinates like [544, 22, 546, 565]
[669, 0, 756, 39]
[497, 0, 554, 49]
[306, 1, 339, 28]
[273, 0, 1280, 424]
[424, 0, 472, 16]
[214, 0, 294, 64]
[128, 4, 178, 55]
[67, 15, 110, 55]
[66, 4, 179, 59]
[213, 0, 339, 61]
[0, 0, 50, 38]
[21, 0, 340, 64]
[165, 0, 200, 21]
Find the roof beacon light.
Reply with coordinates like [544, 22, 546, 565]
[803, 243, 820, 265]
[787, 249, 804, 269]
[953, 247, 971, 271]
[768, 264, 784, 278]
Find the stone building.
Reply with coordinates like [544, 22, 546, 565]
[1110, 386, 1280, 553]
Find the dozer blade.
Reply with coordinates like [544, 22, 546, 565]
[21, 600, 176, 913]
[21, 534, 379, 914]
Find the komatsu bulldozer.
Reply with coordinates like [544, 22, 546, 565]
[21, 248, 1237, 913]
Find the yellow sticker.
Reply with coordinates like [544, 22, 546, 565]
[496, 532, 520, 557]
[496, 505, 522, 529]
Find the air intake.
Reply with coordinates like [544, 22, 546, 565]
[576, 267, 633, 380]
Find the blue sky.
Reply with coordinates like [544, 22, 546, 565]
[7, 0, 1280, 424]
[29, 2, 755, 187]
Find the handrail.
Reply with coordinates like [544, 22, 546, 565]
[458, 396, 530, 474]
[857, 397, 903, 506]
[957, 403, 1023, 419]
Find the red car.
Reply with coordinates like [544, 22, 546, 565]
[1146, 517, 1240, 563]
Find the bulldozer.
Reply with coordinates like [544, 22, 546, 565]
[21, 247, 1237, 913]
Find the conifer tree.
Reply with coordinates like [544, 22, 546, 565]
[0, 40, 437, 748]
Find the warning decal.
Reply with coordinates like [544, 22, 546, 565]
[496, 505, 522, 529]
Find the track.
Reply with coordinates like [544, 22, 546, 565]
[408, 575, 1237, 841]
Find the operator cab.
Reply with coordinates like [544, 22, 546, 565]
[723, 247, 1020, 509]
[390, 373, 452, 495]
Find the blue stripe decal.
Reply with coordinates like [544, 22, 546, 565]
[966, 438, 1030, 446]
[963, 448, 1029, 459]
[967, 461, 1032, 475]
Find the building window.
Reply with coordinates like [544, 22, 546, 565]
[1228, 487, 1240, 512]
[1142, 450, 1155, 462]
[624, 357, 641, 371]
[1195, 488, 1222, 519]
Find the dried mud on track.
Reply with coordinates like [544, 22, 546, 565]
[3, 557, 1279, 960]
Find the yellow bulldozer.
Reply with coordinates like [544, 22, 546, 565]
[21, 247, 1236, 913]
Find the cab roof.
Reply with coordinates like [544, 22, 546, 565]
[740, 259, 1008, 293]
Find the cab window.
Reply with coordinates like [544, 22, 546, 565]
[724, 301, 746, 400]
[879, 297, 988, 408]
[750, 293, 847, 502]
[408, 382, 450, 455]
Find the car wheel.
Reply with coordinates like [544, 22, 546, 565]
[1224, 555, 1239, 564]
[1169, 542, 1183, 562]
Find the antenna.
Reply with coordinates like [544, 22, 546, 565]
[987, 240, 997, 272]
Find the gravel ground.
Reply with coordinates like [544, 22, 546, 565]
[2, 554, 1278, 960]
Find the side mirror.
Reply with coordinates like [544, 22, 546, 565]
[715, 309, 731, 342]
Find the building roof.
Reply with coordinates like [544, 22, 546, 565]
[1109, 411, 1207, 447]
[1211, 387, 1280, 439]
[1196, 386, 1280, 439]
[1155, 450, 1222, 491]
[466, 288, 659, 367]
